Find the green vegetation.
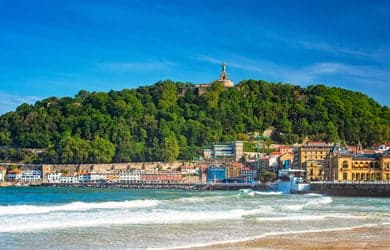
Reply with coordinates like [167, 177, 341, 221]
[0, 80, 388, 163]
[259, 171, 277, 183]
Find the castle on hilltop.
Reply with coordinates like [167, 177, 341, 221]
[178, 62, 234, 96]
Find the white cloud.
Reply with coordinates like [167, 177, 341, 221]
[0, 93, 41, 115]
[300, 41, 390, 63]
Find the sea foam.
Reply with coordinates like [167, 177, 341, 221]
[0, 199, 160, 215]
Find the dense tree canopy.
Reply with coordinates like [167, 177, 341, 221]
[0, 80, 388, 163]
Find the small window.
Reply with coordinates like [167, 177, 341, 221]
[343, 173, 348, 180]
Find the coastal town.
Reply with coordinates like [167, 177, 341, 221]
[0, 64, 389, 196]
[1, 139, 390, 194]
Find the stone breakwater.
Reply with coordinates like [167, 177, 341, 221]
[310, 182, 390, 197]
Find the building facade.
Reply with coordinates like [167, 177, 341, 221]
[327, 153, 390, 181]
[299, 142, 333, 181]
[207, 166, 227, 183]
[207, 141, 244, 161]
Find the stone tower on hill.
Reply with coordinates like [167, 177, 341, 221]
[217, 62, 234, 87]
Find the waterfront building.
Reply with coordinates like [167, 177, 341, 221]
[239, 166, 257, 183]
[19, 168, 42, 182]
[59, 174, 79, 183]
[47, 172, 61, 183]
[90, 173, 107, 183]
[207, 166, 227, 183]
[5, 169, 22, 181]
[226, 162, 241, 178]
[299, 141, 333, 180]
[140, 170, 182, 183]
[327, 152, 390, 181]
[78, 172, 91, 183]
[118, 170, 144, 183]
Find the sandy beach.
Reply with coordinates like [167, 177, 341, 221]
[180, 224, 390, 250]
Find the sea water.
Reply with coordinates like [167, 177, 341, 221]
[0, 187, 389, 249]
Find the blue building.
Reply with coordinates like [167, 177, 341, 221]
[207, 166, 227, 183]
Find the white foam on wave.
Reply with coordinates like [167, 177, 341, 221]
[304, 193, 323, 197]
[306, 196, 333, 206]
[0, 206, 274, 233]
[256, 213, 369, 222]
[0, 199, 160, 215]
[256, 215, 325, 222]
[282, 196, 333, 211]
[254, 191, 283, 196]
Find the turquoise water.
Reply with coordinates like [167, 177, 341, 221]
[0, 187, 389, 249]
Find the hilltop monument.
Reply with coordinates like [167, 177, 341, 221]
[216, 62, 234, 87]
[178, 62, 234, 96]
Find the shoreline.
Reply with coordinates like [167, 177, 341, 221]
[174, 224, 390, 250]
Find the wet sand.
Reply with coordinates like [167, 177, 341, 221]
[180, 225, 390, 250]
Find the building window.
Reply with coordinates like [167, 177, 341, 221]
[343, 173, 347, 181]
[342, 161, 348, 169]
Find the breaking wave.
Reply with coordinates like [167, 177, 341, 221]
[0, 207, 274, 233]
[0, 199, 160, 215]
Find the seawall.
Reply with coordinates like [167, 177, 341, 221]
[310, 182, 390, 197]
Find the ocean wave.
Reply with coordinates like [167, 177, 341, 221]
[254, 191, 283, 196]
[0, 199, 160, 215]
[280, 197, 333, 211]
[306, 196, 333, 206]
[256, 213, 369, 222]
[303, 193, 323, 197]
[0, 207, 274, 232]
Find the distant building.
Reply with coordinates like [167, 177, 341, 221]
[207, 166, 227, 183]
[59, 175, 79, 184]
[239, 166, 257, 182]
[47, 172, 61, 183]
[299, 141, 333, 180]
[204, 141, 244, 162]
[140, 170, 182, 183]
[327, 152, 390, 181]
[5, 169, 23, 181]
[19, 168, 42, 182]
[118, 170, 144, 183]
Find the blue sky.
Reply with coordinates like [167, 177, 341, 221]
[0, 0, 389, 114]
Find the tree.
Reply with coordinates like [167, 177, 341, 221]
[259, 171, 277, 183]
[89, 136, 115, 163]
[161, 134, 180, 161]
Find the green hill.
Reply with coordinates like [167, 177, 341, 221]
[0, 80, 389, 163]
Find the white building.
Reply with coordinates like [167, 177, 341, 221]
[118, 170, 143, 183]
[19, 169, 42, 182]
[90, 173, 107, 182]
[5, 170, 23, 181]
[59, 175, 79, 183]
[47, 172, 62, 183]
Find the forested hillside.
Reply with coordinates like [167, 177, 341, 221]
[0, 80, 389, 163]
